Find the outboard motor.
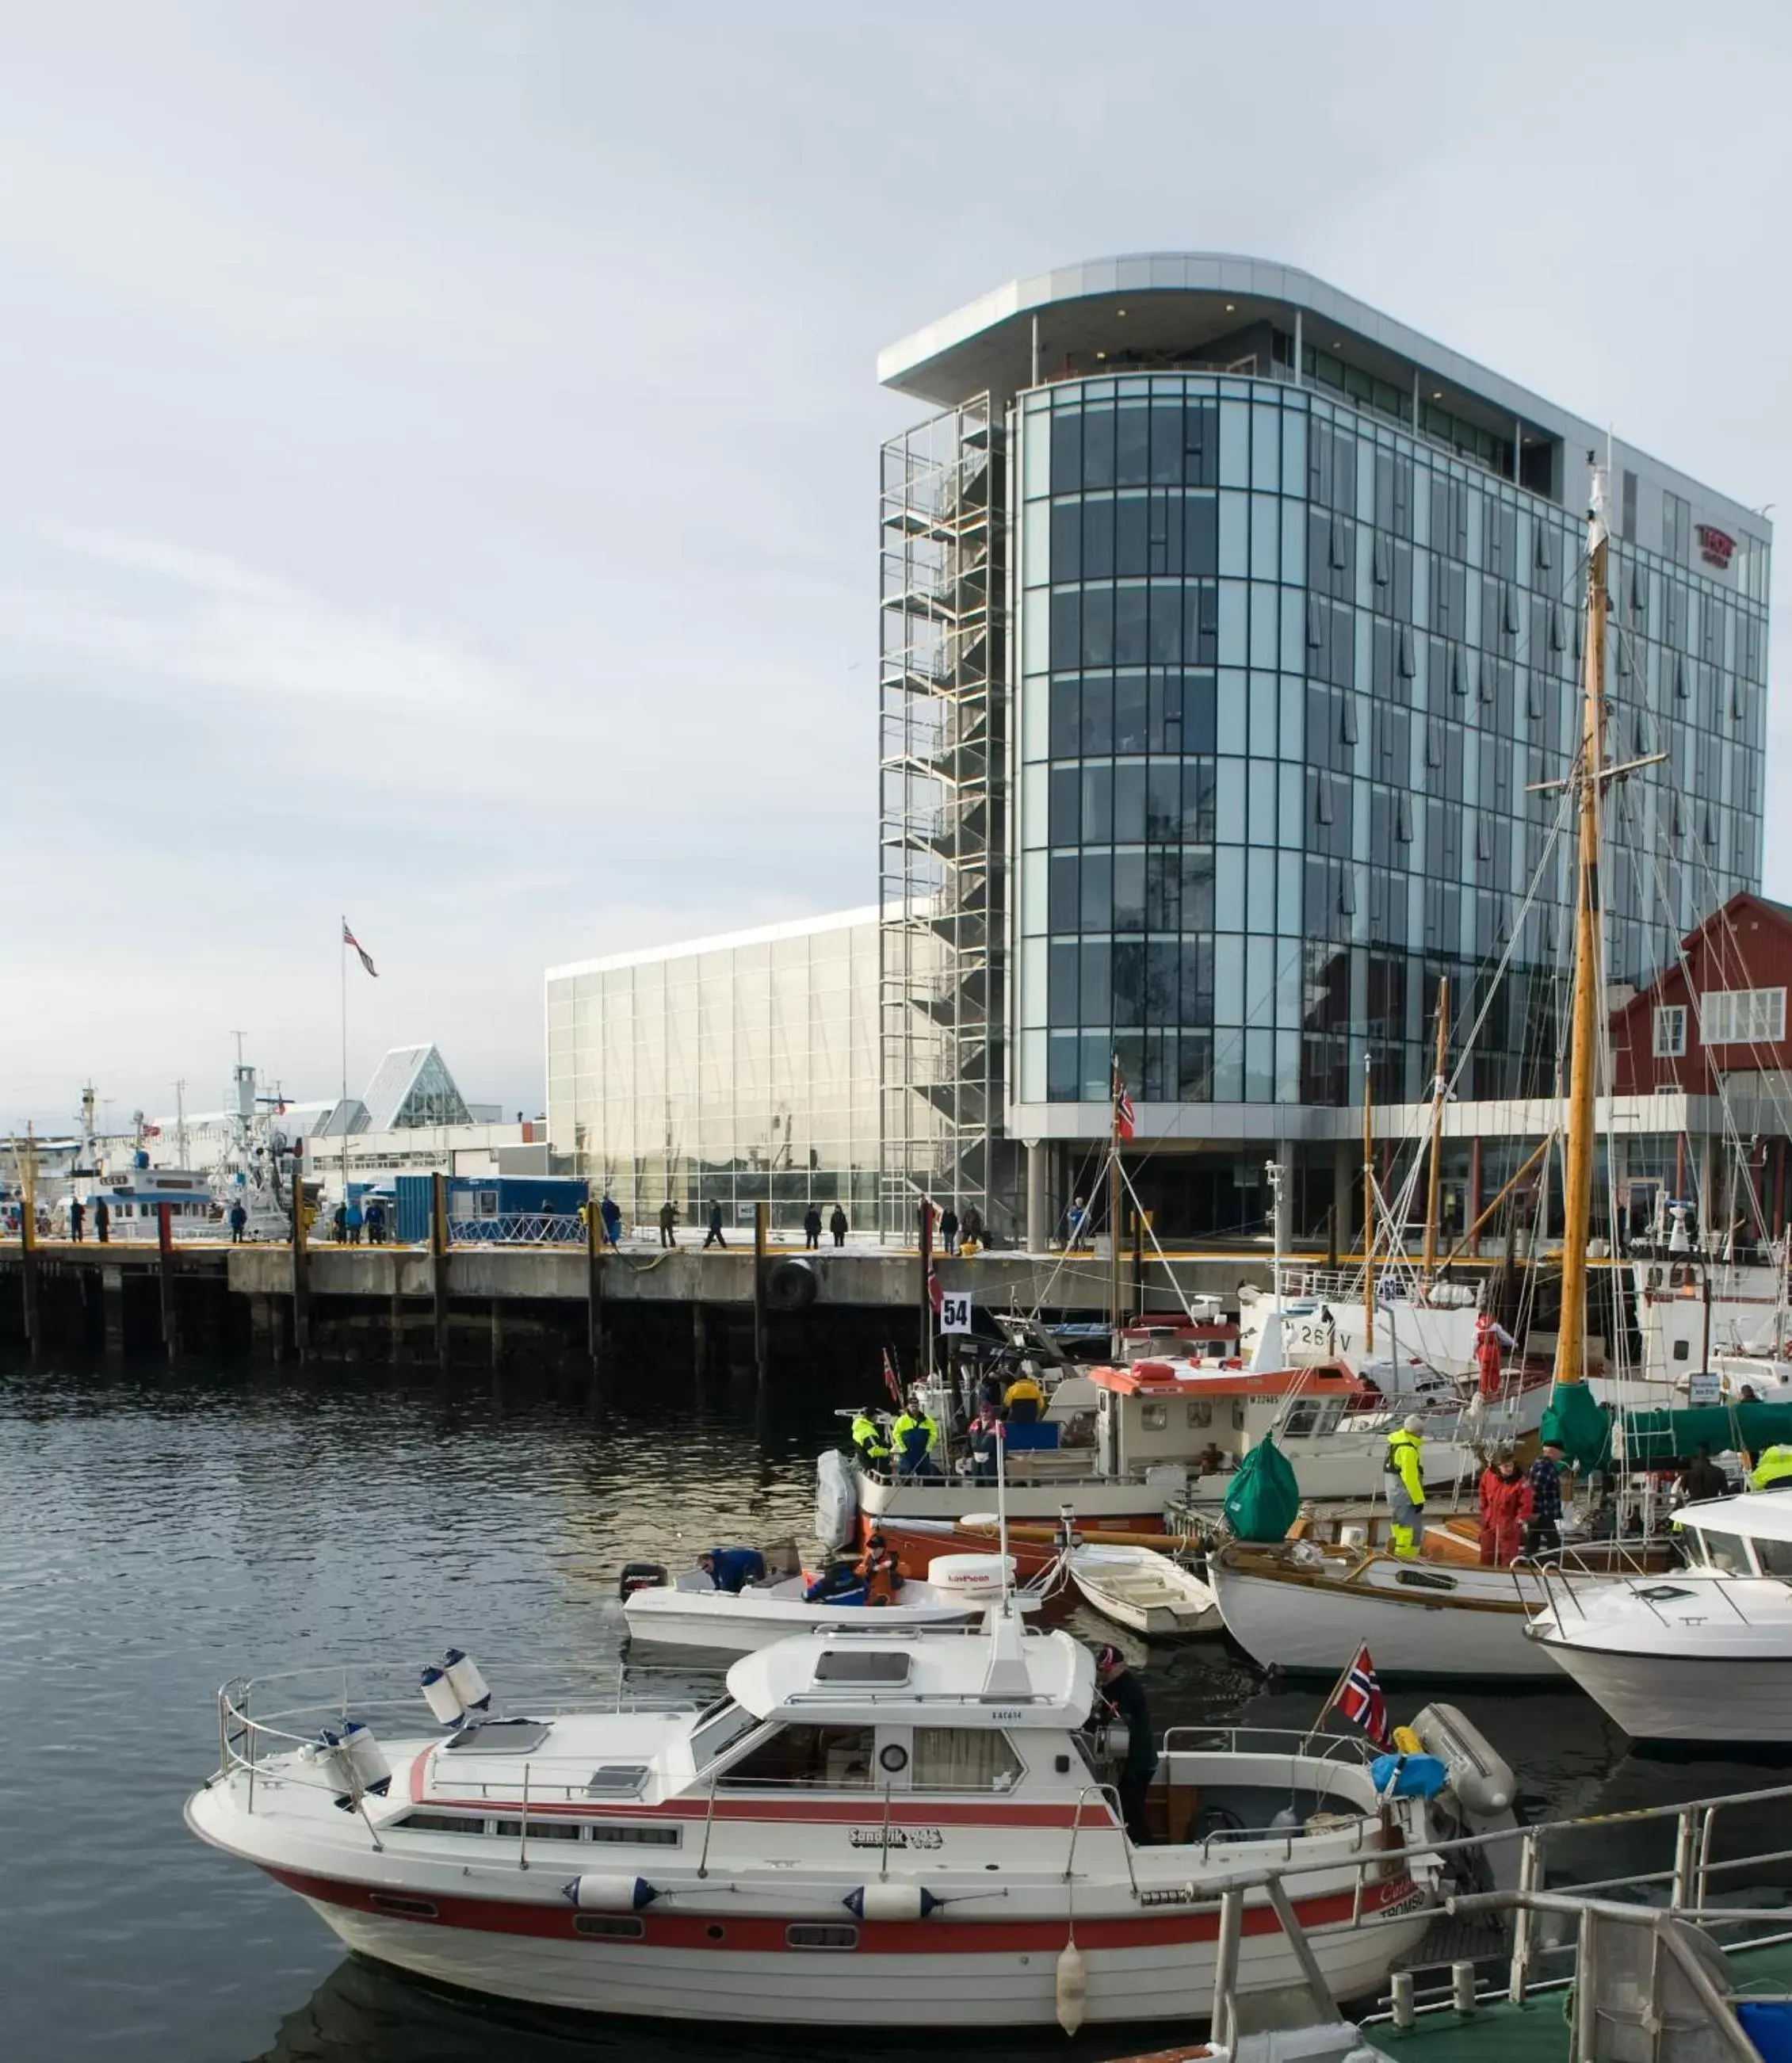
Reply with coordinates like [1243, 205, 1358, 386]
[617, 1561, 669, 1602]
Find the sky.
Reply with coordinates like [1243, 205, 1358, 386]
[3, 1, 1790, 1132]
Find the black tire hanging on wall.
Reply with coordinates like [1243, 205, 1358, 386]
[766, 1258, 819, 1312]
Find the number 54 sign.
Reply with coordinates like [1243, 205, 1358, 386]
[938, 1291, 974, 1335]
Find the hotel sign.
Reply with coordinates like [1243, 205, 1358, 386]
[1697, 524, 1737, 571]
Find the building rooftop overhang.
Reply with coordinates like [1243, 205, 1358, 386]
[881, 253, 1767, 531]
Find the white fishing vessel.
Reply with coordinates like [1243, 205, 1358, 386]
[1068, 1545, 1220, 1638]
[621, 1555, 1002, 1654]
[1528, 1494, 1792, 1742]
[185, 1611, 1471, 2029]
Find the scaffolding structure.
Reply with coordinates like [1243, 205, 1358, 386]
[878, 395, 1007, 1236]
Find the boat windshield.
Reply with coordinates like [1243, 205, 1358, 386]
[1687, 1529, 1756, 1576]
[690, 1698, 758, 1770]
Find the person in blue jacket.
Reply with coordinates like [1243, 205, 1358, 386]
[599, 1192, 623, 1247]
[698, 1546, 766, 1594]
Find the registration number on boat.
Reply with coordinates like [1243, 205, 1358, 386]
[849, 1827, 942, 1849]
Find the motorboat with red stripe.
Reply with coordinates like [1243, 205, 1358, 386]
[185, 1606, 1512, 2027]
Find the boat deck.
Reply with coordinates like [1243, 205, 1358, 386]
[1373, 1934, 1792, 2063]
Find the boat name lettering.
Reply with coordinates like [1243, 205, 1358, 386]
[1377, 1882, 1426, 1917]
[847, 1826, 942, 1849]
[989, 1708, 1024, 1721]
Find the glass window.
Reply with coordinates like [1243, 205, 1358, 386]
[1081, 674, 1114, 755]
[1050, 410, 1082, 494]
[1220, 400, 1250, 487]
[1048, 1031, 1079, 1101]
[1185, 495, 1218, 576]
[1050, 765, 1081, 845]
[1079, 852, 1112, 930]
[1692, 1530, 1754, 1575]
[1081, 763, 1112, 842]
[1082, 586, 1114, 666]
[1114, 762, 1148, 842]
[1114, 852, 1146, 931]
[1114, 675, 1149, 753]
[1050, 590, 1080, 670]
[911, 1729, 1022, 1791]
[1755, 1537, 1792, 1579]
[1251, 406, 1279, 491]
[1050, 500, 1081, 583]
[1114, 496, 1149, 577]
[1051, 676, 1081, 758]
[719, 1725, 876, 1789]
[1114, 585, 1148, 665]
[1049, 853, 1079, 931]
[1116, 406, 1150, 487]
[1049, 941, 1079, 1025]
[1083, 410, 1115, 491]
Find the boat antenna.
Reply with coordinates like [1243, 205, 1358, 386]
[996, 1417, 1011, 1613]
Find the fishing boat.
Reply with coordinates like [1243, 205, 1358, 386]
[620, 1555, 1003, 1654]
[1068, 1545, 1220, 1638]
[185, 1608, 1472, 2029]
[1528, 1492, 1792, 1742]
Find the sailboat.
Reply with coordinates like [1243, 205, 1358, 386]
[1211, 464, 1661, 1679]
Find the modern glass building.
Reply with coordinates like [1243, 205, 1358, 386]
[544, 909, 881, 1234]
[878, 255, 1772, 1243]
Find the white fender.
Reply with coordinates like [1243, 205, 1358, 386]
[441, 1650, 491, 1715]
[562, 1874, 657, 1912]
[843, 1883, 940, 1921]
[1055, 1939, 1087, 2034]
[339, 1720, 392, 1798]
[815, 1450, 857, 1553]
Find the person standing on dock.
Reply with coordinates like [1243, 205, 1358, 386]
[703, 1198, 726, 1250]
[829, 1205, 848, 1247]
[960, 1204, 984, 1252]
[228, 1201, 247, 1246]
[346, 1198, 363, 1245]
[938, 1205, 959, 1255]
[69, 1198, 85, 1243]
[803, 1203, 822, 1250]
[599, 1192, 622, 1248]
[658, 1200, 678, 1248]
[1477, 1448, 1532, 1565]
[1066, 1195, 1087, 1250]
[331, 1201, 347, 1244]
[94, 1198, 109, 1244]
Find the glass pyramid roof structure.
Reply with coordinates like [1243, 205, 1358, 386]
[360, 1045, 472, 1131]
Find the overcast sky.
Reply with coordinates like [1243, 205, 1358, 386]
[3, 2, 1789, 1131]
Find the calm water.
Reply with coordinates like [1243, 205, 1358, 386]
[0, 1355, 1777, 2063]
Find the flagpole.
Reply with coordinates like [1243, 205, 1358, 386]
[1108, 1056, 1122, 1357]
[340, 915, 349, 1209]
[1306, 1651, 1358, 1745]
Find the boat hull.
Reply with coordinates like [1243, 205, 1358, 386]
[1531, 1641, 1792, 1744]
[623, 1588, 979, 1653]
[289, 1874, 1431, 2026]
[1211, 1553, 1565, 1679]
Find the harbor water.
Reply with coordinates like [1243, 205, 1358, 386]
[0, 1355, 1779, 2063]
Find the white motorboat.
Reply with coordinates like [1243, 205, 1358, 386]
[186, 1611, 1477, 2029]
[1528, 1493, 1792, 1742]
[1068, 1545, 1220, 1638]
[1209, 1538, 1569, 1679]
[621, 1557, 996, 1654]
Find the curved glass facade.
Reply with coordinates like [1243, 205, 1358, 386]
[1014, 372, 1767, 1116]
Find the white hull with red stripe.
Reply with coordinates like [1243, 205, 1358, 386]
[186, 1616, 1447, 2027]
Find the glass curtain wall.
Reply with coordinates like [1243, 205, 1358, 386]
[1013, 374, 1767, 1114]
[546, 918, 881, 1233]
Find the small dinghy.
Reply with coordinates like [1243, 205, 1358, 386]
[622, 1549, 1003, 1655]
[1069, 1544, 1220, 1638]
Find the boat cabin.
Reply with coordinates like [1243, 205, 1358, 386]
[1674, 1494, 1792, 1579]
[1087, 1361, 1373, 1478]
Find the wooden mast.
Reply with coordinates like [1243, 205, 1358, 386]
[1422, 976, 1450, 1282]
[1554, 468, 1611, 1389]
[1361, 1052, 1375, 1353]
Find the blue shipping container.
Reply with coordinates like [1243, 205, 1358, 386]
[393, 1174, 588, 1244]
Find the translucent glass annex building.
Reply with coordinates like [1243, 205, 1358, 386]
[877, 254, 1772, 1243]
[544, 910, 881, 1234]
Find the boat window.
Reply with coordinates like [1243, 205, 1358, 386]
[1636, 1585, 1698, 1603]
[716, 1725, 876, 1790]
[1672, 1339, 1690, 1362]
[446, 1719, 550, 1755]
[1283, 1401, 1320, 1437]
[585, 1766, 648, 1797]
[814, 1651, 911, 1684]
[575, 1914, 645, 1939]
[1141, 1402, 1168, 1431]
[1755, 1538, 1792, 1580]
[1393, 1568, 1457, 1591]
[911, 1728, 1024, 1792]
[1186, 1400, 1213, 1427]
[787, 1923, 859, 1950]
[690, 1701, 757, 1769]
[399, 1811, 487, 1835]
[587, 1822, 681, 1846]
[1695, 1530, 1756, 1576]
[493, 1817, 583, 1841]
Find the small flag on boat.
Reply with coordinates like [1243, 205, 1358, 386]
[1336, 1643, 1393, 1748]
[927, 1270, 944, 1316]
[342, 920, 378, 978]
[1112, 1056, 1136, 1142]
[881, 1346, 904, 1407]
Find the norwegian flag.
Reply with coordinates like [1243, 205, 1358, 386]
[342, 919, 378, 978]
[927, 1270, 944, 1316]
[1112, 1057, 1136, 1142]
[1336, 1644, 1393, 1748]
[880, 1346, 905, 1408]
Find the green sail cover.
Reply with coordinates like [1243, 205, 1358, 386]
[1540, 1381, 1614, 1472]
[1224, 1431, 1301, 1542]
[1615, 1401, 1792, 1466]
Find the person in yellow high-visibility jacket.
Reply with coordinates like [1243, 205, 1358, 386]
[1385, 1415, 1427, 1560]
[1751, 1445, 1792, 1492]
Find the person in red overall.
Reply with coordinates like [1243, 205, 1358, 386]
[1475, 1313, 1518, 1400]
[1478, 1448, 1534, 1565]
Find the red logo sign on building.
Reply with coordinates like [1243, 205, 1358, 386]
[1697, 524, 1736, 570]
